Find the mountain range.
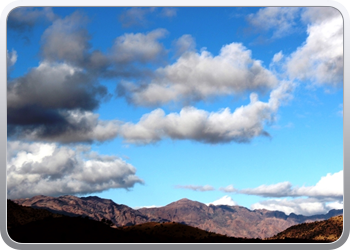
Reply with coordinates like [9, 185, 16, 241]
[12, 195, 343, 239]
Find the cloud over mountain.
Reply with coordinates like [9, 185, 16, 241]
[7, 141, 143, 199]
[239, 170, 343, 199]
[206, 195, 237, 206]
[251, 198, 343, 216]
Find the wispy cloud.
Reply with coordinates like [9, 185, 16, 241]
[175, 185, 215, 192]
[219, 185, 236, 193]
[251, 198, 343, 216]
[246, 7, 301, 39]
[221, 170, 343, 200]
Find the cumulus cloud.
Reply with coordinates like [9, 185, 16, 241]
[41, 12, 90, 64]
[118, 42, 279, 106]
[251, 198, 343, 216]
[237, 170, 343, 199]
[7, 7, 57, 32]
[117, 81, 294, 144]
[286, 7, 343, 87]
[206, 195, 237, 206]
[111, 29, 168, 64]
[7, 62, 106, 111]
[14, 110, 120, 143]
[39, 11, 111, 74]
[246, 7, 301, 39]
[7, 62, 115, 143]
[7, 141, 143, 199]
[175, 185, 215, 192]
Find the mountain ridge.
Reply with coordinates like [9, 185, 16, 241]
[12, 195, 343, 239]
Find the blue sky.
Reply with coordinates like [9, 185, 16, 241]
[6, 6, 343, 216]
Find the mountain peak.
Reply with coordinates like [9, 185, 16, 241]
[177, 198, 191, 202]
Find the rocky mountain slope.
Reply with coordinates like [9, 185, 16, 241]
[268, 215, 343, 242]
[8, 201, 330, 243]
[14, 195, 167, 227]
[12, 195, 343, 239]
[138, 198, 342, 238]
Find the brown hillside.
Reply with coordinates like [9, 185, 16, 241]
[13, 195, 343, 239]
[268, 215, 343, 242]
[8, 200, 331, 243]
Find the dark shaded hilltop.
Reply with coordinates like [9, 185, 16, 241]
[8, 200, 339, 243]
[12, 195, 343, 239]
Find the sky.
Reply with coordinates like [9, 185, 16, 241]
[6, 6, 344, 216]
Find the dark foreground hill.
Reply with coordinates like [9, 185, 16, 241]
[12, 195, 343, 239]
[268, 215, 343, 242]
[7, 201, 331, 243]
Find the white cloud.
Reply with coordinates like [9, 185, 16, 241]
[272, 51, 284, 63]
[117, 81, 294, 144]
[111, 29, 168, 64]
[120, 42, 278, 106]
[240, 182, 293, 197]
[175, 185, 215, 192]
[7, 49, 17, 68]
[286, 7, 343, 87]
[294, 170, 343, 198]
[251, 197, 343, 216]
[206, 195, 237, 206]
[7, 49, 17, 75]
[247, 7, 301, 39]
[41, 12, 90, 66]
[7, 141, 143, 199]
[8, 7, 57, 32]
[118, 7, 155, 28]
[174, 34, 196, 57]
[219, 184, 236, 193]
[238, 170, 343, 199]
